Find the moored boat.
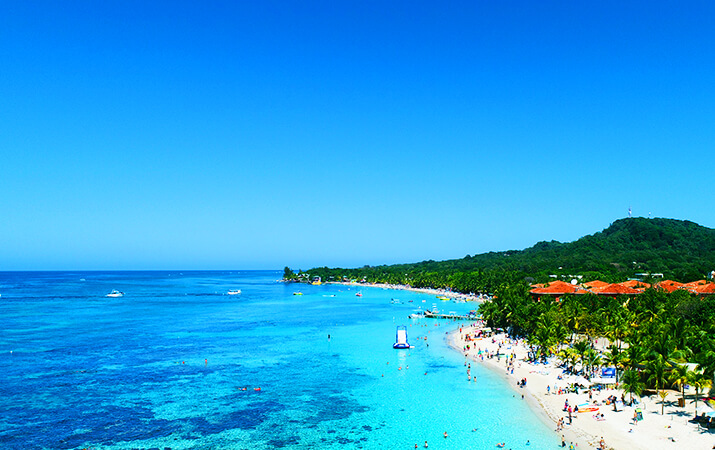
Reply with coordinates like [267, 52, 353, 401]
[227, 289, 242, 295]
[106, 290, 124, 298]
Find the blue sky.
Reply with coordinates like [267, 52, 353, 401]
[1, 1, 713, 270]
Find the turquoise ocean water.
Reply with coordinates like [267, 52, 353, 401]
[0, 271, 559, 449]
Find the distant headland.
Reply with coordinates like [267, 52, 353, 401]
[285, 218, 715, 294]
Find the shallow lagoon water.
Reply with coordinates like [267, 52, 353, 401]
[0, 271, 559, 449]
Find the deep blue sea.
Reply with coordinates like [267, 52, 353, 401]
[0, 271, 559, 449]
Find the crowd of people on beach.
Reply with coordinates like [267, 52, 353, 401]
[450, 322, 715, 450]
[455, 325, 618, 449]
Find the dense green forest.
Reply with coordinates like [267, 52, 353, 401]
[294, 218, 715, 294]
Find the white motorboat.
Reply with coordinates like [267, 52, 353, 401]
[227, 289, 242, 295]
[106, 290, 124, 298]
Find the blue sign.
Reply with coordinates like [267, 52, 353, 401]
[601, 367, 616, 377]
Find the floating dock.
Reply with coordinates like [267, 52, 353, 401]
[422, 311, 473, 320]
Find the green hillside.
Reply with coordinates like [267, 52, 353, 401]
[300, 218, 715, 293]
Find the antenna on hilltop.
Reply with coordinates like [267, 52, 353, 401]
[628, 206, 632, 218]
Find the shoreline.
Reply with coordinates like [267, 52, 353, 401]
[445, 328, 592, 449]
[324, 281, 488, 302]
[447, 325, 715, 450]
[329, 281, 589, 447]
[315, 280, 714, 449]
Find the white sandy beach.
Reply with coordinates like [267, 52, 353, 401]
[448, 325, 715, 450]
[324, 281, 715, 448]
[327, 281, 487, 302]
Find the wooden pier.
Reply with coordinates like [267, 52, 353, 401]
[422, 311, 473, 320]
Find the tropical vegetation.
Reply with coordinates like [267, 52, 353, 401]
[297, 218, 715, 292]
[480, 285, 715, 412]
[292, 217, 715, 411]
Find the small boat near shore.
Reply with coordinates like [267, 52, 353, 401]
[293, 292, 303, 296]
[106, 290, 124, 298]
[227, 289, 242, 295]
[356, 291, 362, 297]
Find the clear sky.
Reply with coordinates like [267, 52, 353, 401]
[1, 1, 713, 271]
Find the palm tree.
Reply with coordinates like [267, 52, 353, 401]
[583, 348, 602, 376]
[696, 348, 715, 381]
[557, 347, 578, 373]
[623, 343, 647, 372]
[669, 317, 693, 360]
[621, 369, 645, 404]
[530, 319, 556, 361]
[658, 390, 669, 415]
[553, 322, 569, 352]
[604, 307, 631, 350]
[604, 344, 626, 383]
[572, 340, 591, 374]
[687, 370, 713, 413]
[668, 363, 690, 408]
[647, 354, 668, 413]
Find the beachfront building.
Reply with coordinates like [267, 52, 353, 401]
[529, 280, 595, 302]
[530, 279, 715, 301]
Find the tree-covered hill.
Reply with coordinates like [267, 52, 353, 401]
[299, 218, 715, 293]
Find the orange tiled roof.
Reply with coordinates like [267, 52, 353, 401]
[692, 283, 715, 295]
[597, 283, 641, 295]
[582, 280, 609, 289]
[683, 280, 708, 288]
[529, 278, 713, 297]
[655, 280, 684, 293]
[530, 280, 579, 295]
[574, 288, 595, 295]
[659, 284, 681, 293]
[620, 280, 651, 289]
